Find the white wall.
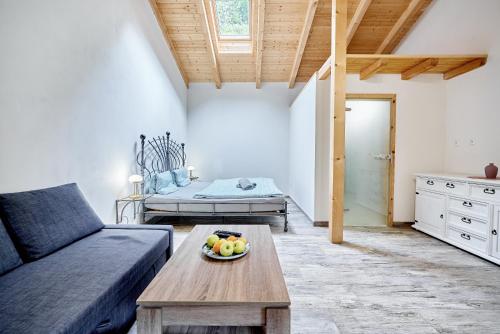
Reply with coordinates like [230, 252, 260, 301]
[0, 0, 187, 223]
[396, 0, 500, 175]
[289, 77, 317, 220]
[187, 83, 303, 193]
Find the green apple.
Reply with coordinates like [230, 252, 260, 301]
[233, 240, 246, 254]
[206, 234, 219, 248]
[219, 241, 234, 257]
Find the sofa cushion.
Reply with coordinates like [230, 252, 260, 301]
[0, 227, 170, 334]
[0, 183, 104, 261]
[0, 218, 22, 275]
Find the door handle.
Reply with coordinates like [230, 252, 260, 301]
[492, 230, 497, 235]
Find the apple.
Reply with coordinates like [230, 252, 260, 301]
[206, 234, 219, 248]
[233, 240, 246, 254]
[238, 237, 247, 245]
[219, 241, 234, 257]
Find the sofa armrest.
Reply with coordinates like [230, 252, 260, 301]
[104, 224, 174, 257]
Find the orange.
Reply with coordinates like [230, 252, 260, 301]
[212, 239, 225, 254]
[227, 236, 238, 242]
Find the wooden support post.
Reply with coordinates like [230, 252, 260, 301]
[329, 0, 347, 244]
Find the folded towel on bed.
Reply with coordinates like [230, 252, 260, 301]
[236, 178, 256, 190]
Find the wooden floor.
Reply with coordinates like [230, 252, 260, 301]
[129, 200, 500, 334]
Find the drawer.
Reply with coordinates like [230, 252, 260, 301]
[442, 180, 467, 196]
[416, 177, 445, 192]
[448, 197, 489, 220]
[447, 226, 488, 253]
[447, 211, 488, 237]
[470, 184, 500, 203]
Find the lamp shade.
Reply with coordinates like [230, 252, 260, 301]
[187, 166, 195, 171]
[128, 174, 143, 183]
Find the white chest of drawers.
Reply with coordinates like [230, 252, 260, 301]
[414, 173, 500, 265]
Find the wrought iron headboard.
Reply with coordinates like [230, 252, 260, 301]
[136, 132, 186, 180]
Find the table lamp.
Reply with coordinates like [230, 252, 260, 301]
[187, 166, 195, 180]
[128, 174, 143, 199]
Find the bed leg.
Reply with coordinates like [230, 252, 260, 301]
[284, 202, 288, 232]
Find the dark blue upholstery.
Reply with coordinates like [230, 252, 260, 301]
[0, 218, 22, 275]
[0, 227, 170, 334]
[0, 183, 104, 261]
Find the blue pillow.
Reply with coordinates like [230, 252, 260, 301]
[0, 218, 23, 275]
[144, 174, 156, 194]
[157, 183, 179, 195]
[0, 183, 104, 261]
[172, 167, 191, 187]
[155, 171, 174, 192]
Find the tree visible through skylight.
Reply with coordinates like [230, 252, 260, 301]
[215, 0, 250, 38]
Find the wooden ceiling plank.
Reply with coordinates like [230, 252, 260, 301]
[199, 0, 221, 88]
[149, 0, 189, 87]
[443, 58, 487, 80]
[318, 56, 331, 80]
[346, 0, 372, 46]
[401, 57, 439, 80]
[375, 0, 427, 54]
[256, 0, 266, 88]
[288, 0, 319, 88]
[359, 58, 384, 80]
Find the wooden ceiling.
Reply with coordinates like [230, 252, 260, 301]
[151, 0, 487, 88]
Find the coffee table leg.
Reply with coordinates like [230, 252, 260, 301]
[265, 307, 290, 334]
[137, 307, 162, 334]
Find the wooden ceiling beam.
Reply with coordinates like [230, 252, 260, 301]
[443, 58, 487, 80]
[376, 0, 427, 54]
[288, 0, 319, 88]
[318, 56, 331, 80]
[401, 58, 439, 80]
[200, 0, 222, 89]
[255, 0, 266, 89]
[148, 0, 189, 87]
[347, 0, 372, 46]
[359, 58, 384, 80]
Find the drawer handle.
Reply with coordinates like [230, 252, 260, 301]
[462, 201, 472, 207]
[426, 180, 435, 185]
[461, 217, 472, 224]
[460, 233, 471, 240]
[446, 182, 455, 189]
[484, 188, 496, 195]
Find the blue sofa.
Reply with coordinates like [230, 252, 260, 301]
[0, 183, 173, 334]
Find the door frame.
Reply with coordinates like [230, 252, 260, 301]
[346, 93, 397, 227]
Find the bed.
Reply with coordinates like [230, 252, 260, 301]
[137, 132, 288, 231]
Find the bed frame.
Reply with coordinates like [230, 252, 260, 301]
[137, 132, 288, 231]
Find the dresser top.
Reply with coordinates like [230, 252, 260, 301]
[415, 173, 500, 186]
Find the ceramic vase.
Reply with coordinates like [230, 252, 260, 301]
[485, 163, 498, 179]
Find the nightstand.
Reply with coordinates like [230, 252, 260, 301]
[115, 195, 152, 224]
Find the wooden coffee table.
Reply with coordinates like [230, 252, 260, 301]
[137, 225, 291, 334]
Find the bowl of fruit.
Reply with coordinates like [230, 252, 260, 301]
[202, 230, 250, 260]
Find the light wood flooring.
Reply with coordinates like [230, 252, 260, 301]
[129, 200, 500, 334]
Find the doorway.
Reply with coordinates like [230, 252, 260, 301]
[344, 94, 396, 227]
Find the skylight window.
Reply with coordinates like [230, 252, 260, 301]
[214, 0, 250, 39]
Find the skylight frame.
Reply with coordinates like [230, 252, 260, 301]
[212, 0, 253, 42]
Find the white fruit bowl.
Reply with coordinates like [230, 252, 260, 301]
[201, 243, 251, 260]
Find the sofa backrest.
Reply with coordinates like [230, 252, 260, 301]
[0, 183, 104, 261]
[0, 218, 23, 275]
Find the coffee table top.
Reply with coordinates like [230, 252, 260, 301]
[137, 225, 290, 307]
